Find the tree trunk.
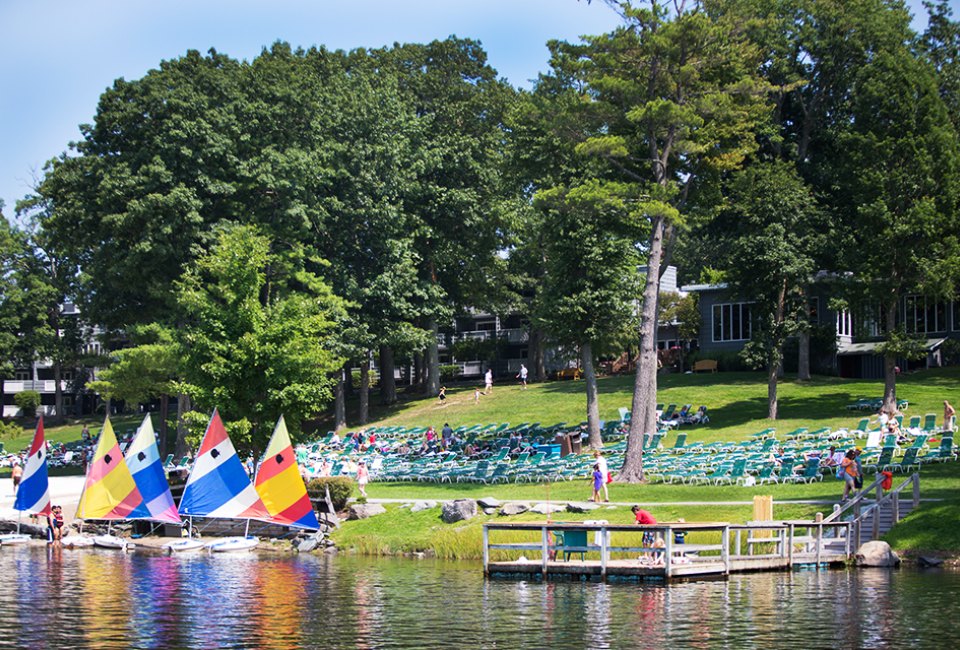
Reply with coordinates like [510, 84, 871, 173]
[412, 351, 421, 390]
[529, 327, 546, 382]
[882, 300, 899, 412]
[379, 344, 397, 405]
[334, 365, 347, 431]
[159, 393, 169, 458]
[582, 342, 602, 449]
[175, 392, 192, 458]
[619, 214, 668, 482]
[768, 279, 788, 419]
[767, 360, 779, 420]
[798, 288, 811, 381]
[359, 354, 370, 425]
[53, 360, 64, 422]
[426, 318, 440, 396]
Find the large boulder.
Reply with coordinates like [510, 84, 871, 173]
[856, 540, 901, 567]
[566, 502, 600, 513]
[530, 503, 566, 515]
[347, 503, 387, 521]
[441, 499, 477, 523]
[410, 501, 438, 513]
[477, 496, 501, 509]
[499, 503, 529, 516]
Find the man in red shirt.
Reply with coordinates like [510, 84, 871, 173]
[632, 506, 656, 524]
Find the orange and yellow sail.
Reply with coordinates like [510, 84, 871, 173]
[76, 417, 147, 520]
[254, 416, 319, 529]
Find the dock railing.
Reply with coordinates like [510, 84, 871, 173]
[483, 519, 853, 580]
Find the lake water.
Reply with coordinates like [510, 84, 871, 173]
[0, 546, 956, 648]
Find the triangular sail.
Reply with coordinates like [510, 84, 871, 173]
[254, 416, 319, 529]
[178, 409, 270, 520]
[76, 417, 147, 520]
[125, 414, 181, 524]
[13, 416, 51, 516]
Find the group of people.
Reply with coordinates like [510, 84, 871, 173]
[437, 364, 530, 406]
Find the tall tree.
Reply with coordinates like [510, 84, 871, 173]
[722, 161, 826, 418]
[831, 46, 960, 411]
[552, 0, 770, 480]
[534, 181, 643, 448]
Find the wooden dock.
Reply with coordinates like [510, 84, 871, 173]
[483, 520, 852, 582]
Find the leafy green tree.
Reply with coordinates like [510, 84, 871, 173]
[551, 0, 770, 481]
[830, 46, 960, 410]
[176, 225, 346, 454]
[722, 161, 826, 418]
[533, 181, 643, 448]
[923, 0, 960, 131]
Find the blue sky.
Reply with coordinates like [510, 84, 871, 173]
[0, 0, 944, 216]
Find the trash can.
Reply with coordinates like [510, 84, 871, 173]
[556, 434, 572, 457]
[569, 431, 582, 455]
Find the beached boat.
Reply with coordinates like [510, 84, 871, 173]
[163, 538, 205, 554]
[62, 535, 95, 548]
[205, 536, 259, 553]
[2, 417, 52, 548]
[92, 534, 132, 551]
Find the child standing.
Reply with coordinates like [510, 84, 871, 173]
[591, 464, 603, 502]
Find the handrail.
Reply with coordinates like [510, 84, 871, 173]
[822, 475, 885, 523]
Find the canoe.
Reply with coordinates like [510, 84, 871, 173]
[163, 538, 205, 554]
[205, 536, 259, 553]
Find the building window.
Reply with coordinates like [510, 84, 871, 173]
[14, 370, 30, 381]
[808, 297, 819, 325]
[954, 300, 960, 332]
[904, 295, 948, 334]
[712, 303, 752, 342]
[837, 310, 853, 337]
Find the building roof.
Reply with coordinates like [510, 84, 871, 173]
[836, 338, 946, 356]
[680, 282, 728, 292]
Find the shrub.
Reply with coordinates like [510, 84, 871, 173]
[14, 391, 41, 417]
[350, 368, 380, 389]
[306, 476, 354, 511]
[439, 364, 461, 382]
[0, 420, 21, 438]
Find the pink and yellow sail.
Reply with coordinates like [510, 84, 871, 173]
[254, 416, 319, 529]
[76, 417, 147, 520]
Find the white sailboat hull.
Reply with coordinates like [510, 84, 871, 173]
[0, 533, 33, 546]
[92, 534, 132, 551]
[163, 538, 205, 554]
[62, 535, 95, 548]
[205, 536, 259, 553]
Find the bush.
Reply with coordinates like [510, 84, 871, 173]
[0, 420, 21, 438]
[439, 364, 461, 382]
[306, 476, 354, 511]
[350, 368, 380, 389]
[14, 391, 41, 417]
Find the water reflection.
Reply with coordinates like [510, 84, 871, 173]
[0, 548, 956, 649]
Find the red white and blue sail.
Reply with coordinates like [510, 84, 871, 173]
[125, 414, 181, 524]
[178, 410, 270, 520]
[13, 416, 51, 516]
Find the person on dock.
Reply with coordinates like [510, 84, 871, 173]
[631, 506, 658, 563]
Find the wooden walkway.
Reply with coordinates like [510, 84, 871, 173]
[483, 520, 852, 582]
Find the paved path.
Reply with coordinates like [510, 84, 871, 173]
[363, 497, 941, 506]
[0, 476, 86, 522]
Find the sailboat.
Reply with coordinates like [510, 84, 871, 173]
[0, 417, 50, 545]
[254, 415, 320, 530]
[175, 409, 270, 553]
[75, 417, 149, 551]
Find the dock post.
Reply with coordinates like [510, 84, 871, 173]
[912, 473, 920, 508]
[482, 525, 489, 576]
[600, 525, 608, 581]
[786, 524, 793, 566]
[663, 526, 672, 579]
[892, 491, 900, 523]
[815, 523, 822, 568]
[541, 526, 549, 579]
[721, 526, 730, 574]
